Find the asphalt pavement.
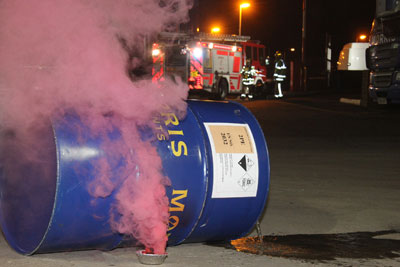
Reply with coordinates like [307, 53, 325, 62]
[1, 92, 400, 266]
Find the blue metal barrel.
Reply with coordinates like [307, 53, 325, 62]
[0, 100, 269, 254]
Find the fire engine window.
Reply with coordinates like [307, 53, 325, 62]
[260, 48, 265, 65]
[245, 46, 252, 62]
[166, 46, 187, 66]
[252, 47, 258, 61]
[203, 48, 212, 69]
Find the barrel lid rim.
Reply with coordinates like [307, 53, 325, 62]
[169, 103, 210, 245]
[30, 124, 61, 255]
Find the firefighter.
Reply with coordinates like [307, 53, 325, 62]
[241, 59, 256, 99]
[273, 51, 287, 98]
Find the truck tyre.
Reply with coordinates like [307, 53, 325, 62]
[217, 79, 228, 100]
[255, 80, 264, 98]
[264, 82, 274, 99]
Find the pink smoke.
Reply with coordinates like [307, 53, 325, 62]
[0, 0, 192, 254]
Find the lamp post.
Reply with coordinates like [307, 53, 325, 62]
[301, 0, 307, 91]
[239, 3, 250, 36]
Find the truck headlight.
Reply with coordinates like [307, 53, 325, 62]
[193, 47, 202, 59]
[152, 49, 161, 57]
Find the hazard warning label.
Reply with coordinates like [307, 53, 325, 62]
[238, 173, 256, 191]
[238, 155, 254, 172]
[204, 123, 258, 198]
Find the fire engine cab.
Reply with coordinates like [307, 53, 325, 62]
[152, 32, 268, 100]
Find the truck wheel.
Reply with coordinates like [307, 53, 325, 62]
[217, 79, 228, 100]
[255, 80, 264, 98]
[264, 82, 274, 98]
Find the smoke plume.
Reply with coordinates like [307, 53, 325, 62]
[0, 0, 192, 254]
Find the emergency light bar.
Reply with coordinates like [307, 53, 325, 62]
[199, 42, 241, 52]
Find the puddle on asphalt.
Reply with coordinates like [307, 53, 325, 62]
[211, 230, 400, 262]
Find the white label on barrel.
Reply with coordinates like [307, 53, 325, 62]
[204, 123, 258, 198]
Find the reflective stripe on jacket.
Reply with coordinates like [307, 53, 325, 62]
[274, 59, 287, 82]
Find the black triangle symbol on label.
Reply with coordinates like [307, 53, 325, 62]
[238, 155, 247, 171]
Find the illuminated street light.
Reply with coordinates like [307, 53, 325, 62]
[239, 3, 250, 36]
[290, 48, 296, 52]
[358, 34, 367, 42]
[211, 27, 221, 33]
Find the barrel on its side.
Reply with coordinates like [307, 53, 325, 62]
[0, 100, 270, 254]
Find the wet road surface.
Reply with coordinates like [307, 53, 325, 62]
[215, 230, 400, 263]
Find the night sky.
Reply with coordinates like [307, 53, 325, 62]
[189, 0, 376, 63]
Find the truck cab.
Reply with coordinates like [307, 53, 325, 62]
[366, 0, 400, 104]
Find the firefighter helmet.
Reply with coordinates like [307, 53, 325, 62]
[274, 51, 283, 59]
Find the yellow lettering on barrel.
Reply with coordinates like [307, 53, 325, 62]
[171, 141, 188, 157]
[157, 133, 166, 141]
[152, 117, 161, 124]
[154, 125, 164, 131]
[168, 216, 180, 231]
[162, 113, 179, 126]
[169, 190, 188, 212]
[168, 130, 184, 136]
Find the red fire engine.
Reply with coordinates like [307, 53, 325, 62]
[152, 32, 268, 100]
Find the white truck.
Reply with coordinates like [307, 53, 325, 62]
[337, 42, 370, 71]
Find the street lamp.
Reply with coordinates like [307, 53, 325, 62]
[211, 27, 221, 33]
[358, 34, 367, 42]
[239, 3, 250, 36]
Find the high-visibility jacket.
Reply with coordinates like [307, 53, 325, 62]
[241, 65, 258, 86]
[273, 59, 287, 82]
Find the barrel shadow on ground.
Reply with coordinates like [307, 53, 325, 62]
[208, 230, 400, 262]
